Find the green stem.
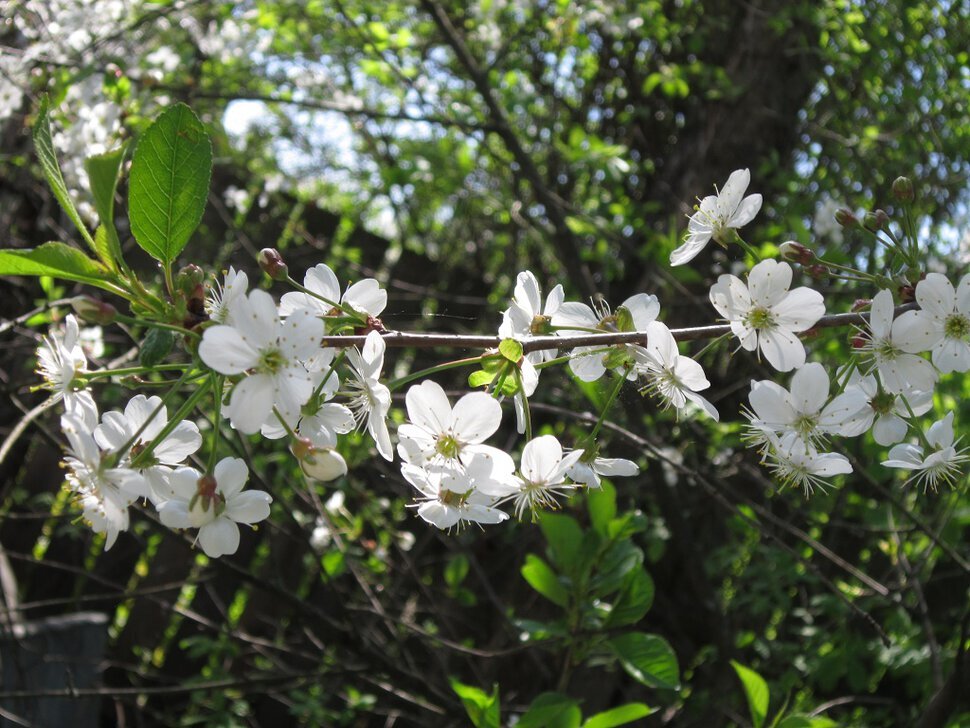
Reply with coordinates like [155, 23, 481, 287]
[735, 235, 762, 262]
[163, 262, 176, 300]
[272, 406, 299, 440]
[589, 369, 628, 441]
[387, 355, 483, 392]
[81, 363, 191, 380]
[114, 313, 199, 339]
[285, 276, 365, 323]
[207, 374, 224, 473]
[692, 332, 732, 361]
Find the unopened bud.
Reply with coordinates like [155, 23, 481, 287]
[779, 240, 813, 265]
[258, 248, 288, 281]
[850, 334, 867, 349]
[291, 438, 347, 482]
[176, 264, 205, 294]
[834, 208, 858, 228]
[71, 296, 117, 325]
[892, 176, 914, 203]
[863, 210, 889, 232]
[807, 263, 827, 279]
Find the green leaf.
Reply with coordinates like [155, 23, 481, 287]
[517, 693, 581, 728]
[444, 553, 470, 588]
[587, 480, 616, 534]
[32, 96, 96, 249]
[499, 338, 523, 362]
[84, 144, 128, 270]
[450, 679, 500, 728]
[776, 716, 838, 728]
[468, 369, 496, 387]
[608, 632, 680, 690]
[140, 328, 175, 367]
[589, 539, 642, 596]
[539, 512, 583, 574]
[0, 242, 112, 288]
[582, 703, 655, 728]
[731, 661, 769, 728]
[606, 568, 654, 627]
[128, 103, 212, 263]
[521, 554, 569, 607]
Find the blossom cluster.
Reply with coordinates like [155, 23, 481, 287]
[33, 169, 969, 556]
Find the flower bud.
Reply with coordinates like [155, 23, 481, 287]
[834, 208, 858, 228]
[892, 176, 914, 203]
[863, 210, 889, 232]
[807, 263, 827, 279]
[779, 240, 813, 265]
[71, 295, 117, 325]
[292, 438, 347, 482]
[176, 264, 205, 294]
[258, 248, 288, 281]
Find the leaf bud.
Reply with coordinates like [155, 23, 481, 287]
[258, 248, 288, 281]
[779, 240, 813, 265]
[891, 176, 914, 203]
[71, 295, 117, 325]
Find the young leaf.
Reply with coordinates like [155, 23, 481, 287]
[605, 568, 655, 627]
[517, 693, 581, 728]
[0, 242, 113, 289]
[582, 703, 655, 728]
[32, 96, 96, 249]
[450, 679, 500, 728]
[731, 661, 769, 728]
[140, 328, 175, 367]
[607, 632, 680, 690]
[587, 480, 617, 534]
[84, 144, 128, 269]
[499, 337, 523, 362]
[521, 553, 569, 607]
[128, 103, 212, 263]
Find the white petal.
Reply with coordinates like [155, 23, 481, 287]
[593, 458, 639, 477]
[716, 168, 750, 220]
[215, 457, 250, 498]
[729, 193, 762, 228]
[926, 412, 955, 450]
[747, 259, 792, 308]
[915, 273, 954, 319]
[226, 491, 272, 524]
[772, 287, 825, 332]
[158, 500, 192, 529]
[892, 311, 941, 354]
[513, 271, 541, 317]
[622, 293, 661, 329]
[869, 290, 895, 340]
[932, 337, 970, 374]
[520, 435, 563, 484]
[759, 329, 805, 372]
[199, 326, 258, 374]
[873, 413, 907, 446]
[405, 380, 453, 434]
[552, 302, 598, 331]
[199, 518, 240, 558]
[226, 375, 275, 434]
[344, 278, 387, 317]
[790, 363, 829, 415]
[304, 264, 341, 304]
[153, 421, 203, 464]
[568, 348, 606, 382]
[748, 380, 795, 427]
[669, 231, 711, 266]
[452, 392, 502, 443]
[417, 502, 461, 530]
[279, 308, 324, 360]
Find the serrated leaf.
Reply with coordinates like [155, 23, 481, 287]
[583, 703, 655, 728]
[608, 632, 680, 690]
[521, 554, 569, 607]
[85, 144, 128, 270]
[33, 96, 96, 250]
[731, 661, 769, 728]
[517, 693, 581, 728]
[499, 337, 523, 362]
[450, 680, 500, 728]
[128, 103, 212, 263]
[0, 242, 113, 289]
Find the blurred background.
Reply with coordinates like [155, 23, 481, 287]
[1, 1, 968, 725]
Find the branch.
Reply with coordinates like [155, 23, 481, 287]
[319, 304, 914, 351]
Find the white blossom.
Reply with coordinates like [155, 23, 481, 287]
[635, 321, 719, 420]
[199, 290, 322, 434]
[670, 168, 762, 266]
[279, 263, 387, 320]
[205, 267, 249, 326]
[892, 273, 970, 373]
[36, 314, 97, 422]
[506, 435, 584, 519]
[157, 458, 272, 558]
[710, 258, 824, 372]
[403, 462, 509, 530]
[499, 270, 564, 363]
[838, 371, 933, 446]
[882, 412, 968, 492]
[345, 330, 393, 460]
[763, 433, 852, 497]
[856, 289, 938, 394]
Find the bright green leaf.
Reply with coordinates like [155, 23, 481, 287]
[140, 328, 175, 367]
[517, 693, 581, 728]
[582, 703, 655, 728]
[521, 554, 569, 607]
[776, 716, 838, 728]
[608, 632, 680, 690]
[499, 338, 523, 362]
[84, 144, 128, 270]
[450, 679, 500, 728]
[539, 512, 583, 574]
[128, 103, 212, 264]
[32, 96, 96, 250]
[444, 553, 470, 588]
[468, 370, 496, 387]
[0, 242, 113, 289]
[587, 480, 616, 533]
[731, 661, 769, 728]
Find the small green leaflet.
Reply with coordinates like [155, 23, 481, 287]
[84, 144, 128, 270]
[731, 661, 769, 728]
[607, 632, 680, 690]
[128, 103, 212, 264]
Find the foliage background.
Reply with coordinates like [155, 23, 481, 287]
[0, 0, 969, 725]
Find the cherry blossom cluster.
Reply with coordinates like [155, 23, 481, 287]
[32, 168, 968, 556]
